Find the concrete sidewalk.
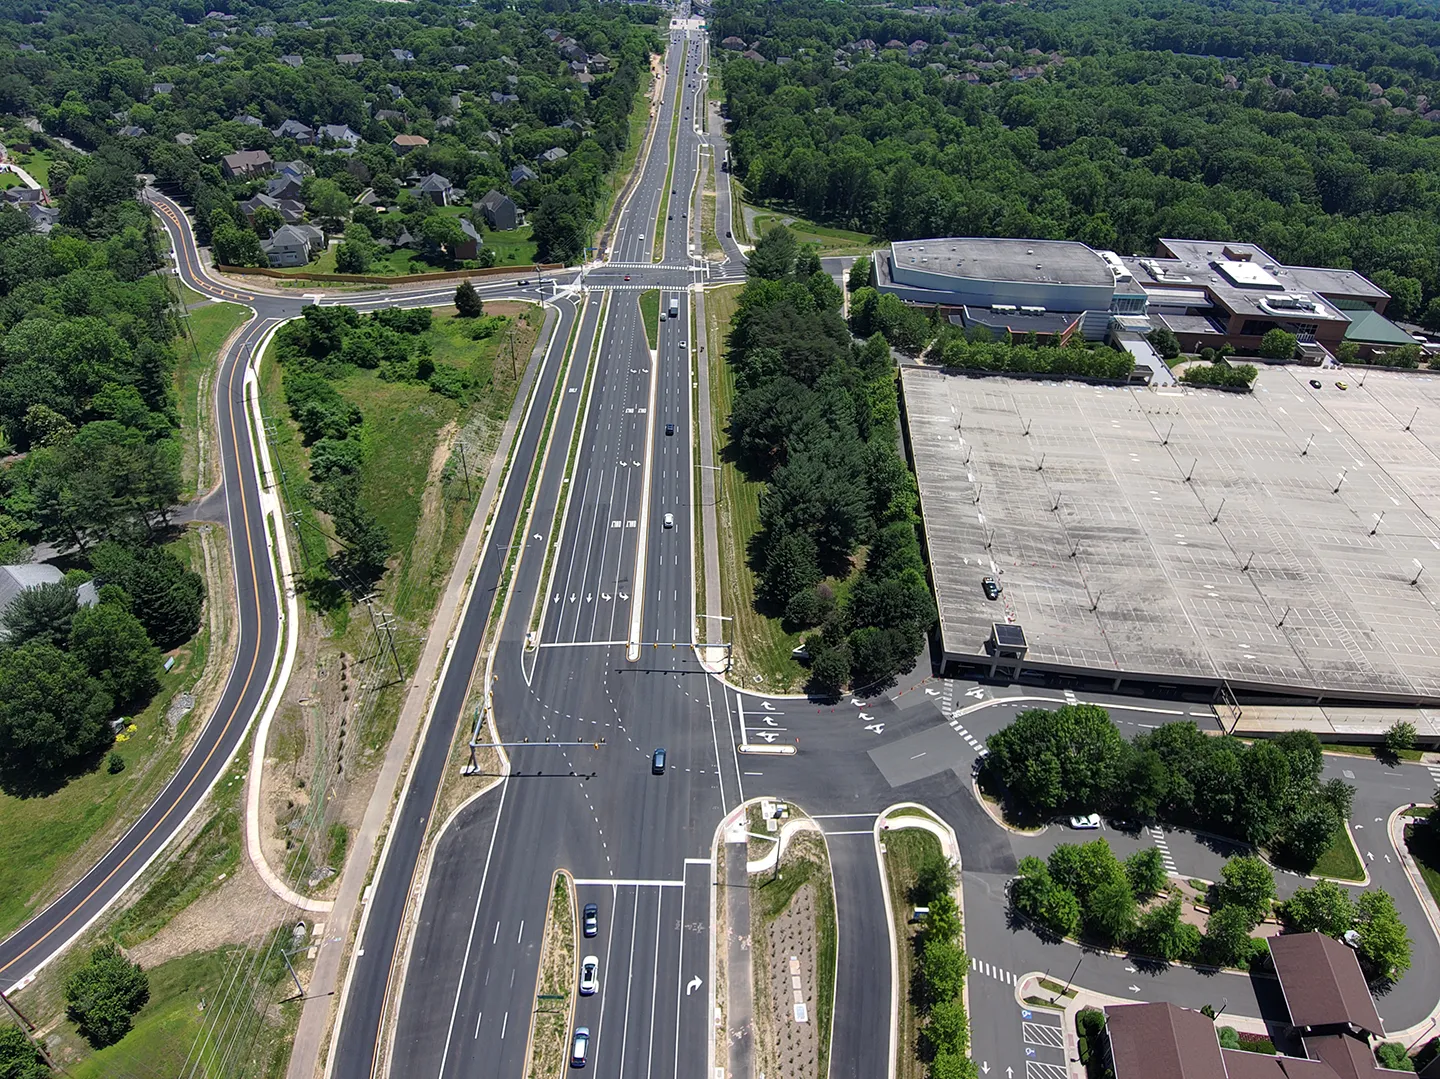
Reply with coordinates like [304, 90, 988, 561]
[285, 302, 561, 1079]
[726, 816, 755, 1079]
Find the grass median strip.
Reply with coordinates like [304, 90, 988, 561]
[882, 826, 945, 1079]
[525, 871, 577, 1079]
[640, 289, 660, 350]
[653, 40, 688, 260]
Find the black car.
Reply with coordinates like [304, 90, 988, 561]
[665, 423, 675, 436]
[583, 903, 598, 937]
[982, 575, 1001, 600]
[652, 747, 667, 774]
[1309, 379, 1322, 389]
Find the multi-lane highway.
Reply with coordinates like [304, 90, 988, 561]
[340, 12, 1440, 1079]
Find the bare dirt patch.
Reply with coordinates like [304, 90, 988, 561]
[127, 853, 277, 970]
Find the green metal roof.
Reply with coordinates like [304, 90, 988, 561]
[1342, 308, 1416, 346]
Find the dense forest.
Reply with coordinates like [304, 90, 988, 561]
[0, 151, 204, 796]
[0, 0, 660, 262]
[729, 226, 936, 693]
[716, 0, 1440, 318]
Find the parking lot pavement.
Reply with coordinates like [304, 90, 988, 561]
[1019, 1003, 1069, 1079]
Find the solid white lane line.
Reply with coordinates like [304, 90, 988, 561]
[617, 887, 642, 1075]
[646, 890, 664, 1079]
[573, 878, 686, 888]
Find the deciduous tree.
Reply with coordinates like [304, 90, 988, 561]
[63, 943, 149, 1048]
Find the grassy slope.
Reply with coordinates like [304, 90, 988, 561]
[705, 284, 808, 689]
[883, 828, 945, 1079]
[262, 307, 535, 753]
[0, 531, 214, 938]
[748, 208, 878, 256]
[176, 301, 251, 497]
[61, 945, 295, 1079]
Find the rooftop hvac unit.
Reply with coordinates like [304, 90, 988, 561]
[1019, 305, 1045, 315]
[992, 304, 1017, 313]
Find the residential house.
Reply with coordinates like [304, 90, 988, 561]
[260, 222, 325, 267]
[453, 217, 484, 261]
[2, 187, 44, 207]
[118, 124, 147, 137]
[475, 189, 519, 231]
[275, 159, 312, 181]
[235, 114, 266, 128]
[452, 64, 470, 73]
[390, 48, 415, 62]
[510, 164, 538, 184]
[273, 119, 314, 144]
[222, 149, 274, 178]
[23, 202, 60, 234]
[589, 53, 610, 71]
[375, 110, 405, 124]
[254, 24, 276, 37]
[1102, 933, 1409, 1079]
[386, 83, 404, 100]
[410, 173, 454, 206]
[279, 54, 303, 67]
[720, 36, 746, 50]
[435, 115, 457, 130]
[175, 132, 197, 145]
[335, 52, 364, 65]
[240, 191, 305, 225]
[0, 566, 98, 622]
[490, 91, 519, 105]
[481, 130, 502, 146]
[152, 82, 175, 95]
[264, 172, 305, 199]
[389, 133, 429, 155]
[320, 123, 362, 147]
[537, 146, 568, 164]
[197, 52, 224, 64]
[355, 188, 384, 210]
[740, 49, 766, 62]
[576, 72, 595, 85]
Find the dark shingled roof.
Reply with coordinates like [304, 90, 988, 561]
[1104, 1003, 1226, 1079]
[1269, 933, 1384, 1037]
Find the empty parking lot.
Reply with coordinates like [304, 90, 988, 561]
[902, 365, 1440, 703]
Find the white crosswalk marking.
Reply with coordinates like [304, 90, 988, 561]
[1148, 826, 1181, 875]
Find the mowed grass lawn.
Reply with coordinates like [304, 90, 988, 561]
[177, 301, 251, 496]
[706, 284, 808, 690]
[57, 945, 295, 1079]
[748, 207, 879, 256]
[0, 531, 214, 938]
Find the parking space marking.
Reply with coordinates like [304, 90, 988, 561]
[1028, 1061, 1069, 1079]
[1024, 1022, 1065, 1048]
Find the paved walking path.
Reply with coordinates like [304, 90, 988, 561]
[726, 816, 755, 1079]
[694, 284, 724, 664]
[285, 303, 560, 1079]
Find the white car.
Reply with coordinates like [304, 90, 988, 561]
[580, 955, 599, 996]
[663, 512, 674, 529]
[1069, 813, 1102, 830]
